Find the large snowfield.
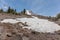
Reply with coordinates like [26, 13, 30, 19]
[1, 16, 60, 33]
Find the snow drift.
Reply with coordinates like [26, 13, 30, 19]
[1, 16, 60, 33]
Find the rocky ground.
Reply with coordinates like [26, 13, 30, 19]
[0, 13, 60, 40]
[0, 13, 32, 20]
[0, 22, 60, 40]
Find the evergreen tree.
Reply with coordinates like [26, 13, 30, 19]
[24, 9, 26, 14]
[7, 6, 17, 14]
[7, 7, 11, 13]
[0, 9, 3, 13]
[56, 13, 60, 19]
[22, 9, 26, 15]
[12, 9, 17, 15]
[20, 9, 26, 15]
[48, 16, 51, 19]
[15, 9, 16, 12]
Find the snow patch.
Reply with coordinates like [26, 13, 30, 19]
[26, 10, 31, 15]
[1, 19, 19, 24]
[0, 16, 60, 33]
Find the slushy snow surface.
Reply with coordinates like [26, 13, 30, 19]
[1, 16, 60, 33]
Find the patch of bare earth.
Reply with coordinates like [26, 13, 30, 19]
[0, 13, 32, 20]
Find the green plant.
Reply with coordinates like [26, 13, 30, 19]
[7, 6, 17, 15]
[56, 13, 60, 19]
[0, 9, 3, 13]
[21, 9, 26, 15]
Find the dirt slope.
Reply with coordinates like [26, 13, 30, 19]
[0, 13, 60, 40]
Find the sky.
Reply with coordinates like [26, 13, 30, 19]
[0, 0, 60, 16]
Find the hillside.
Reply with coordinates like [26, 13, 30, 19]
[0, 10, 60, 40]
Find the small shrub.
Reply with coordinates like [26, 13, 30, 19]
[56, 13, 60, 19]
[0, 9, 3, 13]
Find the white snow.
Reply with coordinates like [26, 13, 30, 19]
[26, 10, 31, 15]
[0, 16, 60, 33]
[1, 19, 19, 24]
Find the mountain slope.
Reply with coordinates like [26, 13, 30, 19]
[0, 10, 60, 40]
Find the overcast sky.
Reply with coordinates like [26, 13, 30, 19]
[0, 0, 60, 16]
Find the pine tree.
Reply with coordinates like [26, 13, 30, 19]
[22, 9, 26, 15]
[20, 9, 26, 15]
[7, 6, 17, 14]
[13, 9, 17, 15]
[7, 7, 11, 13]
[24, 9, 26, 14]
[56, 13, 60, 19]
[0, 9, 3, 13]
